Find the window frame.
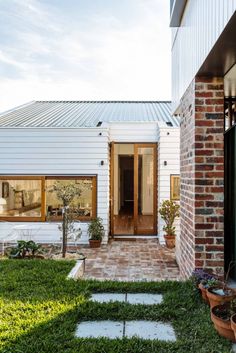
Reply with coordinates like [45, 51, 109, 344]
[170, 174, 180, 201]
[45, 176, 97, 222]
[0, 175, 97, 222]
[0, 176, 45, 222]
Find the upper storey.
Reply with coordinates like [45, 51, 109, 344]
[171, 0, 236, 113]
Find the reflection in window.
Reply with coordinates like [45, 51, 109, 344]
[46, 178, 94, 219]
[0, 179, 42, 217]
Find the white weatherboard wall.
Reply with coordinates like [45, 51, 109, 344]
[157, 123, 180, 258]
[109, 122, 158, 142]
[0, 128, 109, 244]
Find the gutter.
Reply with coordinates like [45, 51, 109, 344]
[170, 0, 187, 27]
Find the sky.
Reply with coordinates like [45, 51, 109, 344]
[0, 0, 171, 112]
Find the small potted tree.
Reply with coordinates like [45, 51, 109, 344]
[159, 200, 180, 249]
[49, 181, 82, 258]
[88, 217, 104, 248]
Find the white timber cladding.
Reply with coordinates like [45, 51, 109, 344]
[109, 122, 158, 142]
[157, 123, 180, 250]
[0, 127, 110, 244]
[0, 122, 181, 243]
[172, 0, 236, 112]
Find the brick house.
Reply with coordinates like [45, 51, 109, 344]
[171, 1, 236, 278]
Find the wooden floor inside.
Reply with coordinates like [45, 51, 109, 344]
[113, 214, 154, 235]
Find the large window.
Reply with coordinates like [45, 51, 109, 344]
[46, 177, 96, 221]
[0, 177, 43, 220]
[0, 176, 97, 221]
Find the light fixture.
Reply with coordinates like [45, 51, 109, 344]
[164, 161, 167, 166]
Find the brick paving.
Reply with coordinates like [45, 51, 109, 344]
[81, 239, 180, 281]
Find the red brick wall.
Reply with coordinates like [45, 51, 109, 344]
[179, 77, 224, 278]
[179, 80, 196, 277]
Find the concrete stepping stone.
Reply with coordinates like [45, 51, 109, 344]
[90, 293, 163, 305]
[125, 321, 176, 341]
[75, 320, 123, 339]
[91, 293, 126, 303]
[126, 293, 163, 305]
[75, 320, 176, 341]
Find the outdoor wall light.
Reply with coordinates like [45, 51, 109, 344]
[100, 161, 104, 166]
[164, 161, 167, 166]
[99, 132, 102, 136]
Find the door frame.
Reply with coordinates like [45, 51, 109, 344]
[110, 142, 157, 236]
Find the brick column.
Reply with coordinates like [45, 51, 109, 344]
[179, 77, 224, 278]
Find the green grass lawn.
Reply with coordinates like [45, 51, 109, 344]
[0, 260, 232, 353]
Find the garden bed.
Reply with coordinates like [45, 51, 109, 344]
[0, 260, 231, 353]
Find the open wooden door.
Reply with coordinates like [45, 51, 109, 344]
[134, 144, 157, 235]
[110, 142, 115, 237]
[111, 143, 157, 236]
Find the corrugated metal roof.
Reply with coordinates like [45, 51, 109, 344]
[0, 101, 179, 128]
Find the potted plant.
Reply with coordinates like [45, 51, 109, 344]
[207, 261, 236, 308]
[231, 313, 236, 340]
[159, 200, 180, 248]
[192, 269, 220, 304]
[211, 301, 236, 342]
[88, 217, 104, 248]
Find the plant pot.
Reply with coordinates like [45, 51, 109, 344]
[207, 286, 236, 309]
[231, 314, 236, 340]
[89, 239, 101, 248]
[164, 234, 175, 249]
[211, 304, 236, 342]
[198, 283, 210, 304]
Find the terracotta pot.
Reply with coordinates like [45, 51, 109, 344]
[207, 287, 236, 309]
[164, 234, 175, 249]
[231, 314, 236, 340]
[89, 239, 101, 248]
[211, 304, 236, 342]
[198, 283, 209, 304]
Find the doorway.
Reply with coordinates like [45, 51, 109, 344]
[224, 125, 236, 279]
[111, 143, 157, 236]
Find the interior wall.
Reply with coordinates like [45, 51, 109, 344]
[113, 144, 134, 215]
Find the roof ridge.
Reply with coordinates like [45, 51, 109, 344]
[35, 100, 171, 104]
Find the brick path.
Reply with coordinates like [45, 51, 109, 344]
[81, 239, 180, 281]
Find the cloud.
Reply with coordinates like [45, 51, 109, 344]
[0, 0, 171, 112]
